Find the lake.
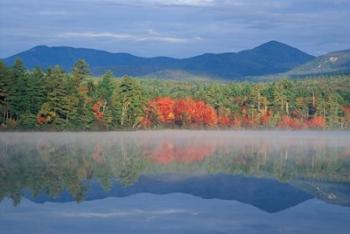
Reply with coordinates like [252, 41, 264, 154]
[1, 130, 350, 234]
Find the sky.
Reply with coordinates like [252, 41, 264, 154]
[0, 0, 349, 58]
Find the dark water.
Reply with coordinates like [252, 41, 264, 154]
[1, 130, 350, 234]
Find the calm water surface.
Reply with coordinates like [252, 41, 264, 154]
[0, 130, 350, 234]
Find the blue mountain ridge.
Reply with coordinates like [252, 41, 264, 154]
[3, 41, 315, 80]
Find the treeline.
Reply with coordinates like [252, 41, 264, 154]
[1, 59, 350, 130]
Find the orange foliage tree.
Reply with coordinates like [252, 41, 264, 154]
[141, 97, 218, 128]
[278, 116, 306, 129]
[260, 111, 272, 126]
[92, 100, 104, 121]
[148, 97, 176, 124]
[343, 105, 350, 128]
[307, 116, 326, 129]
[218, 115, 231, 127]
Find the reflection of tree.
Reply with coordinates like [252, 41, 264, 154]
[109, 139, 145, 187]
[146, 140, 216, 164]
[0, 134, 349, 205]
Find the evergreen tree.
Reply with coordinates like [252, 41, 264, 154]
[112, 76, 145, 128]
[72, 59, 90, 87]
[0, 61, 11, 124]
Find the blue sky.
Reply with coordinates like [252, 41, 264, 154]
[0, 0, 349, 58]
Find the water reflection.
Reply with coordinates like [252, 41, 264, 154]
[0, 131, 349, 212]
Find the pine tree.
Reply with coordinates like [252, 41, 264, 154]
[112, 76, 145, 128]
[7, 59, 27, 120]
[72, 59, 90, 87]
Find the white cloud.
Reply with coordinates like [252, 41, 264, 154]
[60, 32, 200, 43]
[93, 0, 215, 6]
[146, 0, 215, 6]
[58, 209, 198, 218]
[37, 10, 70, 16]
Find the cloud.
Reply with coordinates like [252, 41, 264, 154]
[0, 0, 349, 57]
[57, 209, 198, 218]
[37, 10, 70, 16]
[60, 32, 200, 43]
[94, 0, 215, 6]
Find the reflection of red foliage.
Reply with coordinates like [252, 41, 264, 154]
[148, 141, 216, 164]
[307, 116, 326, 128]
[92, 144, 104, 163]
[92, 100, 104, 121]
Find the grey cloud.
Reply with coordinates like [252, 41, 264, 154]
[0, 0, 349, 58]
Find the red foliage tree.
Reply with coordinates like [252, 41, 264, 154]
[36, 115, 47, 125]
[218, 115, 231, 127]
[307, 116, 326, 129]
[192, 100, 218, 127]
[260, 111, 272, 126]
[143, 97, 218, 127]
[92, 100, 104, 121]
[232, 117, 242, 128]
[148, 97, 176, 124]
[173, 98, 193, 125]
[343, 105, 350, 128]
[278, 116, 305, 129]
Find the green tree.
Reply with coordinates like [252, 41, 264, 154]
[112, 76, 145, 128]
[72, 59, 90, 87]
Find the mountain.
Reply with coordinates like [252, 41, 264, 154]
[3, 41, 315, 80]
[288, 49, 350, 76]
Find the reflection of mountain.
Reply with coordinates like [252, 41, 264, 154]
[25, 174, 312, 213]
[291, 180, 350, 207]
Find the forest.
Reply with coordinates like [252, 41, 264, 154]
[0, 59, 350, 130]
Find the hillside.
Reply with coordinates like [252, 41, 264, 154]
[3, 41, 314, 80]
[288, 49, 350, 76]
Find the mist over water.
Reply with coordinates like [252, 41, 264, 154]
[1, 129, 349, 146]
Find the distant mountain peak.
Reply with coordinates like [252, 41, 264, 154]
[253, 40, 304, 53]
[261, 40, 288, 47]
[31, 45, 49, 50]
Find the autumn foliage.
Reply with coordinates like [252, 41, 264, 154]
[139, 96, 332, 129]
[142, 97, 217, 127]
[278, 116, 305, 129]
[278, 115, 326, 129]
[306, 116, 326, 129]
[92, 100, 104, 121]
[218, 115, 231, 127]
[147, 97, 176, 124]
